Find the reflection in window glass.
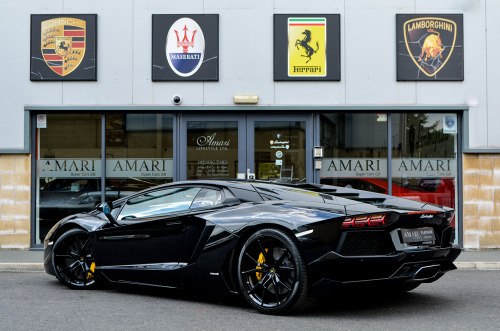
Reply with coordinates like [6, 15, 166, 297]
[36, 114, 102, 244]
[392, 113, 458, 242]
[105, 114, 174, 197]
[254, 121, 306, 182]
[191, 188, 222, 208]
[319, 114, 388, 193]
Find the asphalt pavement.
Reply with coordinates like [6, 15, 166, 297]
[0, 249, 499, 271]
[0, 271, 499, 330]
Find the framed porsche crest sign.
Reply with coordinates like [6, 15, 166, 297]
[152, 14, 219, 81]
[30, 14, 97, 81]
[274, 14, 340, 81]
[397, 14, 463, 81]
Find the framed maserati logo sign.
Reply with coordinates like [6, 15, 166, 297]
[152, 14, 219, 81]
[397, 14, 463, 81]
[30, 14, 97, 81]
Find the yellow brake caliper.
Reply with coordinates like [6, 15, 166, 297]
[87, 262, 95, 279]
[256, 248, 268, 281]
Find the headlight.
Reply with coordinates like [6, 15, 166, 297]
[79, 196, 96, 205]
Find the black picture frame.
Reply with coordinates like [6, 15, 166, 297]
[30, 14, 97, 81]
[396, 14, 464, 81]
[152, 14, 219, 81]
[274, 14, 340, 81]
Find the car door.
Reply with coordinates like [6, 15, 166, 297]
[94, 186, 202, 286]
[178, 187, 226, 262]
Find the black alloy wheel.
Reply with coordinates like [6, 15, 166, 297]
[52, 228, 97, 290]
[237, 228, 314, 314]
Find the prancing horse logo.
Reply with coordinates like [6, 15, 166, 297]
[295, 30, 319, 63]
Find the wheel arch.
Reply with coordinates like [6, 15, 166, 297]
[50, 222, 91, 244]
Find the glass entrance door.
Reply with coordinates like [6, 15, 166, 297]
[180, 115, 246, 180]
[180, 114, 313, 182]
[247, 115, 313, 182]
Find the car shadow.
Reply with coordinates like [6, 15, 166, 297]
[302, 287, 457, 317]
[43, 275, 457, 316]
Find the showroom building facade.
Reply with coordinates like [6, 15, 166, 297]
[0, 1, 498, 250]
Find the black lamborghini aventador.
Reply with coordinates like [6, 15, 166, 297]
[43, 180, 461, 314]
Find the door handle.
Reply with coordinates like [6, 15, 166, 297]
[99, 234, 150, 241]
[165, 221, 182, 226]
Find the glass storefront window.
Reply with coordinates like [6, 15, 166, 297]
[254, 121, 306, 182]
[320, 114, 388, 192]
[319, 112, 459, 243]
[392, 113, 458, 241]
[105, 114, 174, 195]
[36, 114, 102, 244]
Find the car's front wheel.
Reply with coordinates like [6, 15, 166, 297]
[237, 228, 315, 314]
[52, 228, 97, 290]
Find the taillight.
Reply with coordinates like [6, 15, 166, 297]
[341, 214, 387, 228]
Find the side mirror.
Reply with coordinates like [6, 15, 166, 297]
[96, 202, 113, 214]
[96, 202, 118, 226]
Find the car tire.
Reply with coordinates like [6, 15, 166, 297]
[52, 228, 97, 290]
[237, 228, 315, 314]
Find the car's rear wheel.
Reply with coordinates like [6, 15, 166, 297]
[52, 228, 97, 290]
[237, 228, 314, 314]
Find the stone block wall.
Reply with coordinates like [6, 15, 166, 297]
[0, 155, 30, 249]
[463, 154, 500, 249]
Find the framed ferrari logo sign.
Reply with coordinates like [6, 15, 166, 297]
[30, 14, 97, 81]
[274, 14, 340, 81]
[287, 17, 327, 77]
[397, 14, 463, 81]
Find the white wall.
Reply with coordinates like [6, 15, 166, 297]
[0, 0, 495, 150]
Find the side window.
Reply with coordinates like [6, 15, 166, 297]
[118, 187, 201, 220]
[191, 188, 222, 209]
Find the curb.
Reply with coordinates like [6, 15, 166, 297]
[1, 262, 500, 272]
[0, 263, 44, 272]
[455, 262, 500, 270]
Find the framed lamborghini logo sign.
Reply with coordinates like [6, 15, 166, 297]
[30, 14, 97, 81]
[397, 14, 463, 81]
[274, 14, 340, 81]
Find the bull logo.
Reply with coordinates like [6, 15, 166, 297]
[418, 29, 442, 62]
[41, 17, 86, 76]
[404, 17, 456, 77]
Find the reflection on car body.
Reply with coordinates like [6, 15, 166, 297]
[38, 178, 156, 241]
[43, 180, 461, 314]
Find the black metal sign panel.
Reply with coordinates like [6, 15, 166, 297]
[397, 14, 463, 81]
[274, 14, 340, 81]
[30, 14, 97, 81]
[152, 15, 219, 81]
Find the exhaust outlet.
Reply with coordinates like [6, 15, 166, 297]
[413, 264, 440, 281]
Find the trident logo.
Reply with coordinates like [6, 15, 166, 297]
[174, 25, 197, 53]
